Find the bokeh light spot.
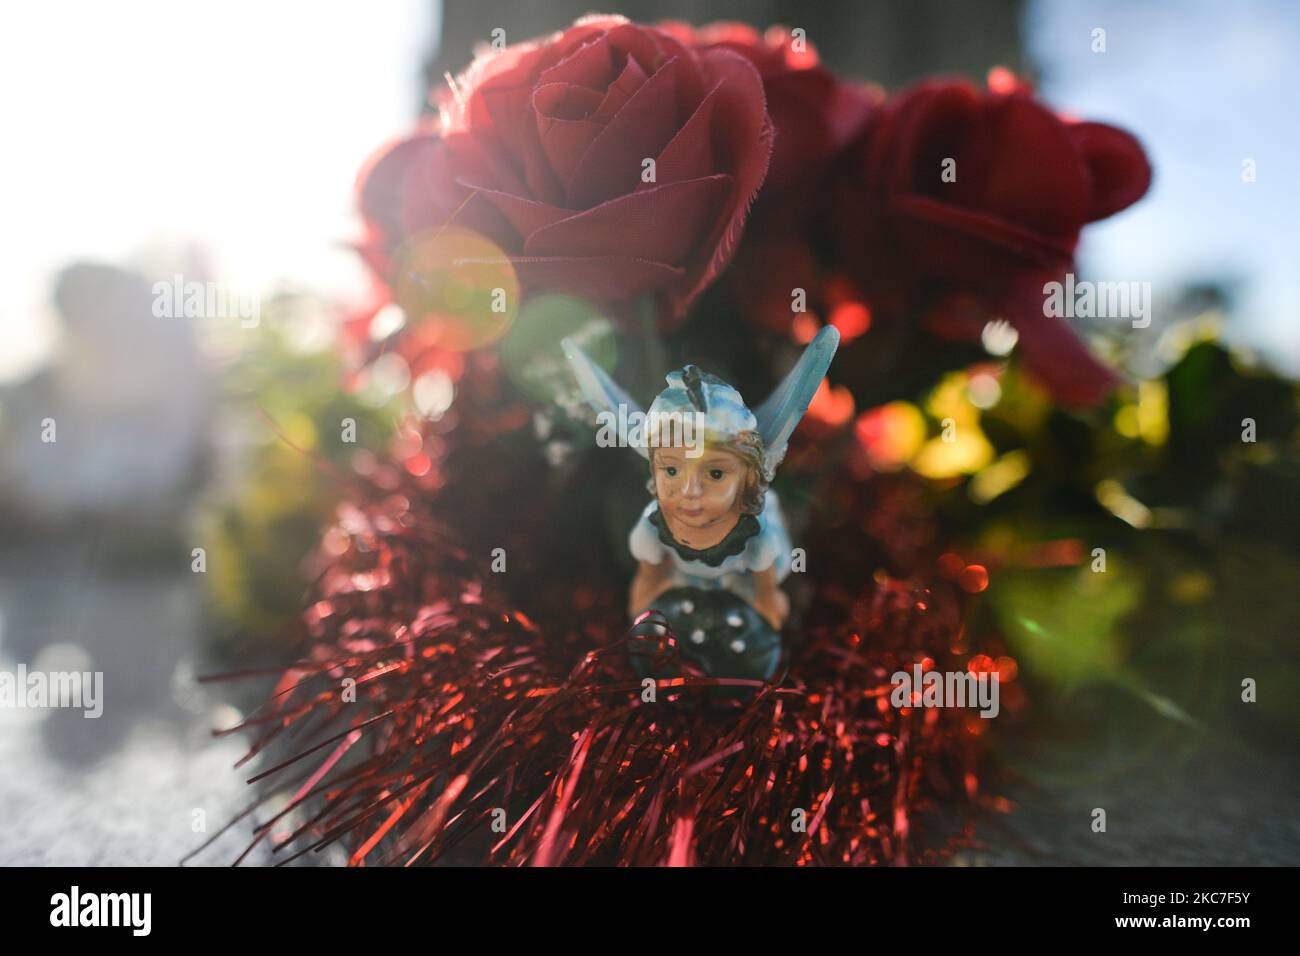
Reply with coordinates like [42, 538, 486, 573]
[958, 564, 989, 593]
[981, 319, 1019, 356]
[412, 369, 455, 421]
[393, 227, 519, 351]
[854, 402, 926, 471]
[830, 301, 872, 341]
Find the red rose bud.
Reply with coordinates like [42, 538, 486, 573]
[828, 75, 1152, 406]
[357, 15, 775, 332]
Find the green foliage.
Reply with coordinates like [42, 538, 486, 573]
[988, 564, 1136, 690]
[198, 321, 399, 662]
[941, 333, 1300, 764]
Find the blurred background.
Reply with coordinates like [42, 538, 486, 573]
[1, 0, 1296, 864]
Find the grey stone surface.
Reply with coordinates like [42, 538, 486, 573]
[957, 737, 1300, 866]
[0, 548, 269, 867]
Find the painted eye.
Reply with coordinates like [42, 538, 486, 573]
[709, 469, 724, 480]
[664, 466, 678, 477]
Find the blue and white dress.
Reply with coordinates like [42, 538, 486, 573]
[628, 490, 792, 611]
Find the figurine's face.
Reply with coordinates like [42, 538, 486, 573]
[653, 446, 748, 532]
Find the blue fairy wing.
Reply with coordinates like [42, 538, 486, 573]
[561, 336, 649, 459]
[753, 325, 840, 476]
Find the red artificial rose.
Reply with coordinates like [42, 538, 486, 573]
[829, 76, 1152, 406]
[660, 21, 879, 334]
[357, 15, 773, 331]
[658, 22, 875, 195]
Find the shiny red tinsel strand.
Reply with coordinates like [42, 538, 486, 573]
[209, 359, 997, 866]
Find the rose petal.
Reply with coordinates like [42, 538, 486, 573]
[875, 81, 981, 195]
[1001, 274, 1122, 406]
[606, 22, 692, 83]
[456, 21, 614, 132]
[891, 193, 1077, 282]
[565, 55, 686, 208]
[533, 81, 604, 120]
[401, 135, 517, 247]
[952, 94, 1090, 237]
[643, 78, 721, 187]
[524, 175, 731, 265]
[514, 255, 684, 302]
[533, 83, 605, 184]
[592, 53, 649, 122]
[666, 47, 772, 318]
[1069, 121, 1153, 222]
[480, 83, 565, 206]
[442, 127, 529, 200]
[537, 32, 619, 91]
[357, 132, 442, 242]
[459, 181, 571, 240]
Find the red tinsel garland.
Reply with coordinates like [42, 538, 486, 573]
[206, 359, 997, 866]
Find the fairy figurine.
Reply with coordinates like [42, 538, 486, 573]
[562, 326, 839, 683]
